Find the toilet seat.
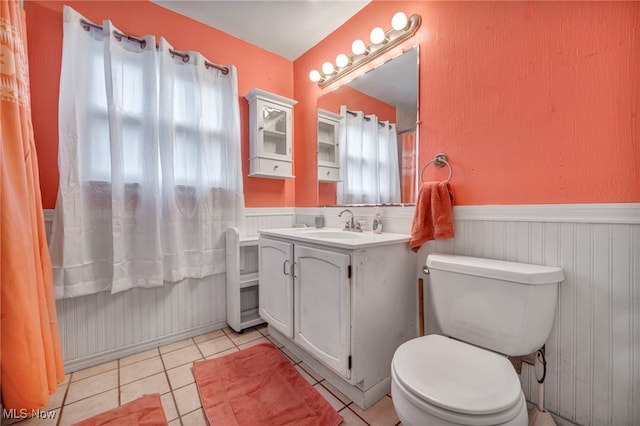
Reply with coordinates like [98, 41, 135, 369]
[392, 334, 524, 423]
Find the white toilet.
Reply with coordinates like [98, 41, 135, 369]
[391, 254, 564, 426]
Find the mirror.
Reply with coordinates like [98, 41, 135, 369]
[317, 46, 419, 206]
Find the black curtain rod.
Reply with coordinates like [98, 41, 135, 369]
[345, 109, 392, 128]
[80, 19, 229, 75]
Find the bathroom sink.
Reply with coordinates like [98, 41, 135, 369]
[259, 227, 410, 249]
[300, 231, 362, 239]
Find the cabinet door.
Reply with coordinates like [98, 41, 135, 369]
[258, 238, 294, 338]
[317, 116, 338, 167]
[258, 99, 291, 159]
[294, 245, 351, 379]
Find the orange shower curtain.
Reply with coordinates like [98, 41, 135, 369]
[0, 0, 64, 411]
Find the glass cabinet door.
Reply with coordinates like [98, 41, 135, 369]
[260, 102, 289, 157]
[317, 109, 341, 182]
[246, 88, 297, 179]
[318, 117, 338, 166]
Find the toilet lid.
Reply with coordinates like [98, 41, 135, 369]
[392, 335, 522, 415]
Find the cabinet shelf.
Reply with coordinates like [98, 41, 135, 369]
[240, 308, 263, 327]
[240, 272, 259, 288]
[264, 129, 286, 136]
[226, 227, 264, 332]
[240, 236, 259, 246]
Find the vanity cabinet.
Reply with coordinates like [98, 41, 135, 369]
[259, 239, 351, 377]
[258, 229, 417, 409]
[317, 109, 341, 182]
[245, 88, 297, 179]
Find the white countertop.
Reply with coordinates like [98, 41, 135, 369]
[258, 227, 411, 249]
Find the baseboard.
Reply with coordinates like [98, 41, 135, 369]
[63, 320, 227, 373]
[526, 402, 580, 426]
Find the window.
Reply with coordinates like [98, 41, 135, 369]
[51, 7, 244, 298]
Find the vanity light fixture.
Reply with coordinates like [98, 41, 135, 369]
[351, 39, 367, 56]
[336, 53, 351, 68]
[369, 27, 387, 45]
[322, 61, 335, 76]
[309, 12, 421, 88]
[392, 11, 409, 31]
[309, 69, 321, 82]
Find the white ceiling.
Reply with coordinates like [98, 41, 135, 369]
[152, 0, 371, 60]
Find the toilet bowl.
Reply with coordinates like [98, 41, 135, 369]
[391, 254, 563, 426]
[391, 335, 528, 426]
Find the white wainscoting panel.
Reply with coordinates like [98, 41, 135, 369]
[241, 207, 296, 236]
[44, 207, 296, 372]
[43, 203, 639, 426]
[419, 205, 639, 426]
[56, 276, 227, 372]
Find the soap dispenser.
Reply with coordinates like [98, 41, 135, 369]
[372, 208, 383, 234]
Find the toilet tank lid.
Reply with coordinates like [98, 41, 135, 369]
[426, 254, 564, 285]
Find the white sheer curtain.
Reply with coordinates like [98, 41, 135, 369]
[50, 7, 244, 298]
[378, 121, 401, 204]
[158, 39, 244, 282]
[337, 106, 401, 205]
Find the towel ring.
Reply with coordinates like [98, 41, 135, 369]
[420, 153, 452, 183]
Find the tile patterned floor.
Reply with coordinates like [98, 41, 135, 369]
[5, 324, 401, 426]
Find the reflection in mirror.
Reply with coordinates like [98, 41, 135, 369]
[317, 47, 418, 206]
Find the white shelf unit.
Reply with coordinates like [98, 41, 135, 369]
[317, 108, 342, 182]
[226, 227, 264, 332]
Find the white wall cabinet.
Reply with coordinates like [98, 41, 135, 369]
[258, 232, 416, 409]
[245, 88, 297, 179]
[317, 109, 341, 182]
[226, 227, 264, 332]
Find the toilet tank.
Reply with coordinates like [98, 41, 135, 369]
[426, 254, 564, 357]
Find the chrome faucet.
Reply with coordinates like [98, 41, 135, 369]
[338, 209, 362, 232]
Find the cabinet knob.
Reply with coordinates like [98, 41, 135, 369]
[274, 164, 279, 169]
[327, 171, 331, 176]
[258, 126, 264, 131]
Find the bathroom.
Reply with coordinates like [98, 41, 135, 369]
[1, 0, 638, 425]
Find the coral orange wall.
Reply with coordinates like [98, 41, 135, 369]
[294, 0, 640, 206]
[25, 0, 295, 209]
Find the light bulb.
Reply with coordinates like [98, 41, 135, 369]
[322, 61, 335, 75]
[351, 39, 366, 55]
[309, 69, 321, 82]
[336, 53, 350, 68]
[392, 12, 408, 31]
[370, 27, 386, 45]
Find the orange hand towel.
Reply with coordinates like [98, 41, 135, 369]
[409, 181, 454, 252]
